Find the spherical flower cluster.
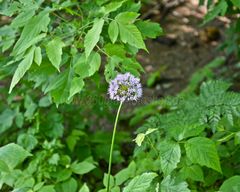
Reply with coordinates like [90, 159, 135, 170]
[108, 72, 142, 102]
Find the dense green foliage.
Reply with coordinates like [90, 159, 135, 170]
[0, 0, 240, 192]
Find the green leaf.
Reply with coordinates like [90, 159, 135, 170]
[88, 52, 101, 76]
[74, 52, 101, 78]
[135, 20, 163, 39]
[108, 20, 119, 43]
[79, 183, 90, 192]
[159, 140, 181, 175]
[9, 46, 35, 93]
[231, 0, 240, 7]
[39, 185, 55, 192]
[220, 175, 240, 192]
[204, 0, 228, 24]
[11, 10, 36, 28]
[179, 165, 204, 182]
[115, 161, 136, 185]
[104, 1, 125, 14]
[0, 160, 10, 172]
[104, 43, 126, 58]
[56, 178, 77, 192]
[17, 134, 38, 151]
[103, 173, 115, 189]
[56, 169, 72, 182]
[68, 77, 85, 100]
[116, 12, 139, 24]
[123, 172, 157, 192]
[0, 109, 15, 134]
[84, 18, 104, 57]
[118, 23, 146, 50]
[13, 10, 50, 56]
[71, 161, 96, 175]
[34, 46, 42, 66]
[161, 176, 190, 192]
[0, 143, 31, 169]
[46, 38, 65, 71]
[185, 137, 222, 173]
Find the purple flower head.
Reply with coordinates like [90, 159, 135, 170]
[108, 73, 142, 102]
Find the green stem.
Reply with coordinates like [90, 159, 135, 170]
[107, 101, 123, 192]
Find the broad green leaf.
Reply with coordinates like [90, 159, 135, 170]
[68, 77, 85, 100]
[11, 10, 35, 28]
[104, 1, 125, 14]
[179, 165, 204, 182]
[103, 173, 115, 189]
[123, 172, 157, 192]
[9, 46, 35, 93]
[56, 169, 72, 182]
[135, 20, 163, 39]
[71, 161, 96, 175]
[0, 160, 10, 172]
[39, 185, 55, 192]
[161, 176, 190, 192]
[13, 10, 50, 56]
[231, 0, 240, 7]
[116, 12, 139, 24]
[115, 161, 136, 185]
[185, 137, 222, 173]
[46, 38, 65, 71]
[0, 143, 31, 169]
[74, 52, 101, 78]
[84, 18, 104, 57]
[0, 109, 15, 134]
[104, 43, 126, 58]
[88, 52, 101, 76]
[159, 140, 181, 175]
[118, 23, 146, 50]
[56, 178, 77, 192]
[108, 20, 119, 43]
[34, 46, 42, 66]
[219, 175, 240, 192]
[17, 134, 38, 151]
[79, 183, 89, 192]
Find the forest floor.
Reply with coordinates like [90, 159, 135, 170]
[137, 0, 228, 103]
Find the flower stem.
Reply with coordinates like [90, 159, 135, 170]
[107, 101, 123, 192]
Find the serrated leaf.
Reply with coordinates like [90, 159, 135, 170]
[11, 10, 35, 28]
[68, 77, 84, 100]
[161, 176, 190, 192]
[104, 1, 125, 14]
[108, 20, 119, 43]
[179, 165, 204, 182]
[9, 46, 35, 93]
[159, 140, 181, 175]
[34, 46, 42, 66]
[88, 52, 101, 76]
[116, 12, 139, 24]
[219, 175, 240, 192]
[0, 143, 31, 169]
[84, 18, 104, 57]
[123, 172, 157, 192]
[13, 10, 50, 56]
[118, 23, 146, 50]
[135, 20, 163, 39]
[115, 161, 136, 185]
[46, 38, 65, 71]
[71, 161, 96, 175]
[185, 137, 222, 173]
